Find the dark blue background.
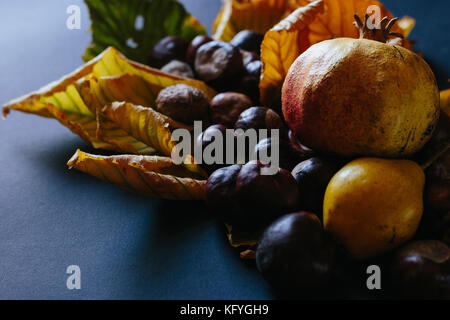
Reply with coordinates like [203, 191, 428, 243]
[0, 0, 448, 299]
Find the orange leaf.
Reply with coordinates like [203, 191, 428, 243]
[260, 0, 324, 107]
[213, 0, 292, 42]
[398, 16, 415, 38]
[260, 0, 413, 107]
[68, 150, 206, 200]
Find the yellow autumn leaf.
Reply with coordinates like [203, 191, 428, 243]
[441, 89, 450, 116]
[78, 74, 157, 113]
[225, 224, 261, 248]
[99, 101, 192, 157]
[79, 74, 163, 155]
[98, 101, 207, 177]
[398, 16, 415, 38]
[260, 0, 413, 107]
[2, 47, 216, 153]
[68, 150, 207, 200]
[213, 0, 292, 42]
[260, 0, 324, 107]
[291, 0, 407, 43]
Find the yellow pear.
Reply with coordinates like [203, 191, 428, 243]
[323, 158, 425, 259]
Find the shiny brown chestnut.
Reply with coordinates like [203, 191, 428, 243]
[253, 137, 309, 171]
[239, 60, 262, 104]
[196, 124, 230, 174]
[194, 41, 244, 90]
[288, 130, 315, 159]
[390, 240, 450, 299]
[210, 92, 253, 128]
[234, 161, 300, 228]
[240, 50, 259, 66]
[426, 149, 450, 182]
[231, 30, 264, 54]
[205, 165, 243, 224]
[186, 35, 213, 67]
[292, 157, 339, 215]
[256, 212, 336, 293]
[415, 112, 450, 168]
[234, 106, 287, 138]
[161, 60, 194, 79]
[148, 36, 189, 68]
[425, 180, 450, 213]
[156, 84, 209, 124]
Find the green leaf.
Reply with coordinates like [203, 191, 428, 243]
[83, 0, 207, 63]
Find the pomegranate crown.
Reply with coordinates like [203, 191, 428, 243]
[353, 13, 404, 43]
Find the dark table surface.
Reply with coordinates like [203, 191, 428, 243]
[0, 0, 448, 299]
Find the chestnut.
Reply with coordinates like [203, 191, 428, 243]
[239, 60, 262, 104]
[240, 50, 259, 66]
[425, 179, 450, 213]
[210, 92, 253, 128]
[234, 106, 287, 138]
[244, 60, 262, 78]
[234, 161, 300, 228]
[442, 212, 450, 246]
[155, 84, 209, 124]
[196, 124, 230, 174]
[161, 60, 194, 79]
[288, 130, 315, 159]
[253, 137, 307, 171]
[256, 212, 336, 293]
[426, 149, 450, 182]
[194, 41, 244, 90]
[234, 107, 287, 164]
[148, 36, 189, 68]
[292, 157, 339, 215]
[390, 240, 450, 299]
[415, 112, 450, 167]
[424, 148, 450, 214]
[186, 35, 213, 67]
[418, 211, 450, 247]
[205, 165, 242, 224]
[231, 30, 264, 54]
[206, 161, 300, 230]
